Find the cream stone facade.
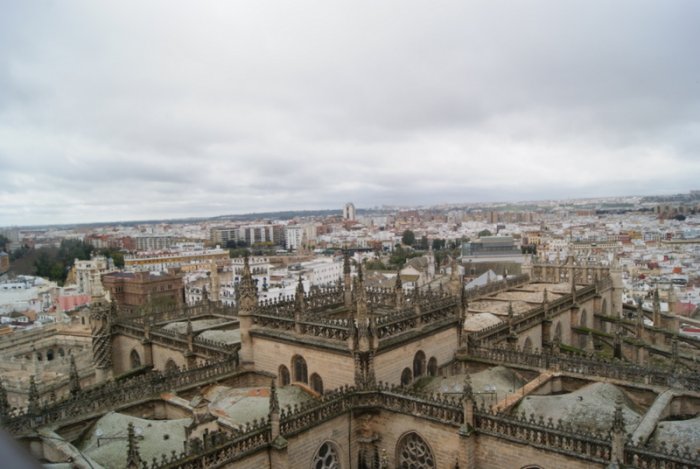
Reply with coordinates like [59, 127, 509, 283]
[2, 254, 699, 469]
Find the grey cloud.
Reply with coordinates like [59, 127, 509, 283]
[0, 1, 699, 225]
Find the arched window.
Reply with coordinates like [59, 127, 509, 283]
[413, 350, 426, 379]
[130, 349, 141, 369]
[58, 348, 65, 358]
[602, 298, 608, 315]
[523, 337, 533, 353]
[46, 349, 54, 361]
[396, 432, 435, 469]
[401, 367, 412, 386]
[312, 441, 340, 469]
[427, 357, 437, 377]
[554, 322, 562, 341]
[165, 359, 179, 374]
[279, 365, 290, 386]
[580, 309, 588, 328]
[310, 373, 324, 395]
[292, 355, 308, 384]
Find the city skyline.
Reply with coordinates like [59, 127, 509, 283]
[1, 1, 699, 226]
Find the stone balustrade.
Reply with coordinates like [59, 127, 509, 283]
[463, 346, 700, 391]
[147, 381, 697, 469]
[1, 358, 240, 435]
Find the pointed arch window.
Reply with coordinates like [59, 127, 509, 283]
[293, 355, 308, 384]
[312, 441, 340, 469]
[279, 365, 290, 386]
[396, 432, 435, 469]
[413, 350, 426, 378]
[130, 349, 141, 369]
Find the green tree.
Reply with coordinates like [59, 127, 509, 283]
[418, 236, 429, 250]
[33, 239, 93, 284]
[478, 229, 492, 238]
[228, 248, 249, 258]
[365, 259, 387, 271]
[401, 230, 416, 246]
[432, 239, 446, 251]
[98, 248, 125, 268]
[0, 234, 9, 252]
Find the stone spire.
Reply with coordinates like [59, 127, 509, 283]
[269, 378, 280, 417]
[507, 302, 518, 349]
[613, 328, 622, 360]
[542, 288, 549, 317]
[507, 302, 514, 325]
[449, 257, 462, 296]
[89, 296, 113, 381]
[653, 285, 661, 328]
[295, 275, 305, 312]
[294, 275, 305, 334]
[355, 262, 368, 323]
[268, 379, 288, 463]
[126, 422, 142, 469]
[239, 255, 258, 313]
[671, 333, 679, 369]
[636, 299, 645, 337]
[185, 318, 194, 356]
[343, 250, 353, 307]
[460, 373, 475, 434]
[238, 255, 257, 369]
[201, 284, 209, 304]
[394, 267, 404, 311]
[69, 355, 81, 397]
[0, 379, 10, 422]
[610, 397, 625, 464]
[27, 375, 40, 416]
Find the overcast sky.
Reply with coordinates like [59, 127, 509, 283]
[1, 1, 699, 226]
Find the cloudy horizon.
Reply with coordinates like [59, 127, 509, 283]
[1, 1, 699, 227]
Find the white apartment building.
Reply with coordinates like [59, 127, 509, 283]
[73, 255, 114, 296]
[232, 257, 272, 291]
[297, 257, 343, 286]
[285, 225, 304, 251]
[0, 276, 56, 315]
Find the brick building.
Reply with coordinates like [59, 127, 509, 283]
[102, 271, 184, 313]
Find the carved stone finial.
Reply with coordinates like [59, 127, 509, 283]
[69, 355, 81, 397]
[0, 379, 10, 421]
[126, 422, 142, 469]
[239, 254, 258, 312]
[341, 250, 349, 274]
[201, 284, 208, 304]
[612, 397, 625, 433]
[269, 379, 279, 417]
[462, 373, 473, 400]
[27, 375, 40, 416]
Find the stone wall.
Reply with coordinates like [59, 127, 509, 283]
[368, 410, 467, 469]
[475, 433, 604, 469]
[375, 327, 458, 385]
[251, 335, 355, 389]
[286, 414, 350, 468]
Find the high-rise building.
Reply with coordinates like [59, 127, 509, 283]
[343, 202, 356, 221]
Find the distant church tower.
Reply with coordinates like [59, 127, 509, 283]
[343, 202, 356, 221]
